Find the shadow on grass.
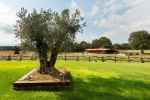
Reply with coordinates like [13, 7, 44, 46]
[56, 76, 150, 100]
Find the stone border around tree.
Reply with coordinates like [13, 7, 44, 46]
[13, 68, 72, 91]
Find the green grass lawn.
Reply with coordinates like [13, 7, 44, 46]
[0, 60, 150, 100]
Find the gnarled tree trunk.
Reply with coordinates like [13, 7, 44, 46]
[39, 56, 48, 73]
[48, 47, 58, 71]
[37, 42, 49, 73]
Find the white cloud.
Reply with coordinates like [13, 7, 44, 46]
[91, 4, 99, 16]
[92, 0, 150, 43]
[0, 2, 18, 46]
[0, 2, 16, 25]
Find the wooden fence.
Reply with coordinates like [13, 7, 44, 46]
[0, 55, 37, 60]
[57, 55, 150, 63]
[1, 55, 150, 63]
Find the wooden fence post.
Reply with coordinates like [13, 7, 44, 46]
[94, 56, 97, 62]
[128, 55, 130, 62]
[30, 56, 33, 60]
[89, 56, 91, 62]
[101, 56, 105, 62]
[19, 55, 22, 61]
[64, 55, 67, 61]
[140, 56, 144, 63]
[7, 55, 11, 61]
[76, 56, 79, 61]
[114, 56, 117, 63]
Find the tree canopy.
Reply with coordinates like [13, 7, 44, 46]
[92, 37, 112, 48]
[15, 8, 85, 73]
[128, 31, 150, 51]
[113, 43, 131, 50]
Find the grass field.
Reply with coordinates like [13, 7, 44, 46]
[0, 60, 150, 100]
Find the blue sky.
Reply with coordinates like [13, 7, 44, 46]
[0, 0, 150, 46]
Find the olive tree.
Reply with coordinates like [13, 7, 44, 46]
[15, 8, 84, 73]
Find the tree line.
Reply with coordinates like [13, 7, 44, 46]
[0, 46, 19, 50]
[61, 37, 130, 52]
[62, 30, 150, 53]
[2, 31, 149, 55]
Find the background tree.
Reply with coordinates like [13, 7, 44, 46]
[79, 41, 91, 52]
[16, 8, 84, 73]
[98, 37, 112, 48]
[113, 43, 122, 50]
[72, 42, 81, 52]
[120, 43, 131, 50]
[92, 36, 112, 48]
[61, 41, 91, 52]
[113, 43, 131, 50]
[91, 39, 100, 48]
[128, 30, 150, 54]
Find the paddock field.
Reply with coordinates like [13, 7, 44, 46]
[0, 60, 150, 100]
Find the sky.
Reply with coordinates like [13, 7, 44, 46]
[0, 0, 150, 46]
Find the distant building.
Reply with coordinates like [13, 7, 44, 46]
[85, 48, 118, 54]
